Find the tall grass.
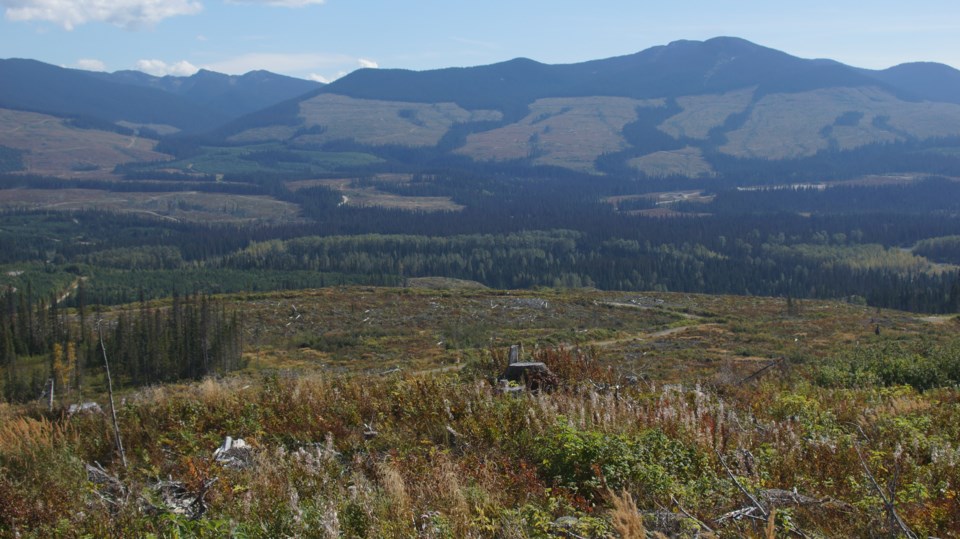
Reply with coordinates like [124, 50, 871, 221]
[0, 350, 958, 536]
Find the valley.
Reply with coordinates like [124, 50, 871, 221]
[3, 35, 960, 537]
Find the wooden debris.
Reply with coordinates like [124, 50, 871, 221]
[509, 344, 522, 364]
[445, 424, 466, 449]
[715, 448, 768, 517]
[760, 488, 821, 507]
[69, 402, 104, 416]
[98, 318, 127, 469]
[642, 511, 708, 535]
[213, 436, 253, 469]
[501, 361, 558, 392]
[151, 477, 218, 519]
[85, 462, 126, 508]
[496, 343, 559, 392]
[716, 506, 759, 524]
[738, 357, 784, 385]
[852, 431, 918, 539]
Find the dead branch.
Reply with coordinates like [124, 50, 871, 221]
[85, 462, 127, 508]
[738, 357, 783, 385]
[851, 436, 917, 539]
[715, 448, 768, 518]
[670, 495, 714, 533]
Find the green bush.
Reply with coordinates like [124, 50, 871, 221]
[532, 419, 707, 501]
[815, 342, 960, 391]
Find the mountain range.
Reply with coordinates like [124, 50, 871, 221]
[4, 36, 960, 178]
[0, 59, 321, 133]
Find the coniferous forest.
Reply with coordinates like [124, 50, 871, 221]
[1, 286, 243, 403]
[3, 166, 960, 314]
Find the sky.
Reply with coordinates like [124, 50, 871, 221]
[2, 0, 960, 82]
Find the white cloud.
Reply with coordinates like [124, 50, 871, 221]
[204, 52, 374, 81]
[203, 52, 355, 75]
[308, 71, 351, 83]
[0, 0, 202, 30]
[136, 59, 200, 77]
[76, 58, 106, 71]
[226, 0, 326, 7]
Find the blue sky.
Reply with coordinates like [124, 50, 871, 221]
[2, 0, 960, 81]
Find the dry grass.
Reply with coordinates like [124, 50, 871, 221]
[458, 97, 663, 172]
[285, 177, 464, 212]
[3, 287, 960, 536]
[605, 190, 714, 209]
[0, 417, 63, 458]
[608, 490, 649, 538]
[658, 87, 756, 140]
[378, 459, 414, 525]
[721, 87, 960, 159]
[233, 94, 501, 147]
[115, 120, 180, 136]
[0, 107, 168, 178]
[202, 286, 960, 383]
[0, 188, 304, 224]
[628, 146, 717, 178]
[0, 402, 14, 423]
[1, 345, 958, 535]
[343, 191, 464, 212]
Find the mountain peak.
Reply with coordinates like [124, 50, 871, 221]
[321, 35, 889, 115]
[702, 36, 762, 48]
[501, 57, 542, 66]
[658, 37, 768, 53]
[191, 69, 226, 80]
[862, 61, 960, 104]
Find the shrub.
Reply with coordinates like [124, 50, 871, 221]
[533, 419, 707, 502]
[815, 342, 960, 391]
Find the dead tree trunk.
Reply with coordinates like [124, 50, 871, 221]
[98, 319, 127, 469]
